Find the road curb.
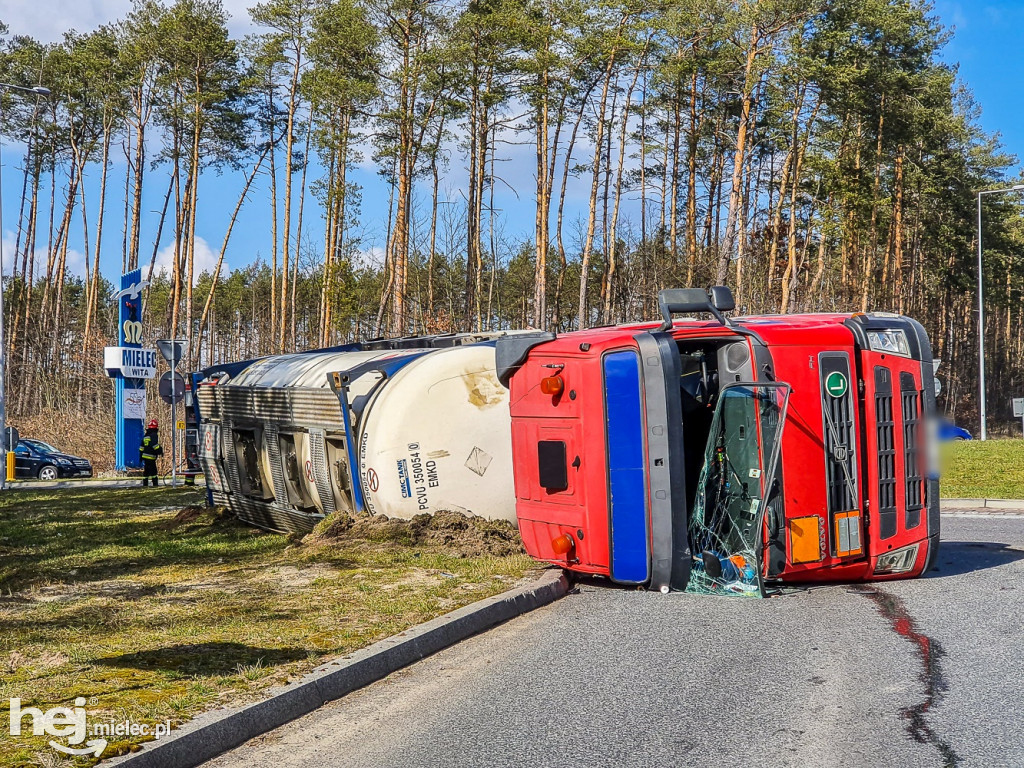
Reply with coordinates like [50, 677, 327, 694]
[941, 512, 1024, 518]
[941, 498, 1024, 511]
[106, 568, 569, 768]
[5, 477, 206, 491]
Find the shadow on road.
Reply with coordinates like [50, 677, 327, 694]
[925, 541, 1024, 579]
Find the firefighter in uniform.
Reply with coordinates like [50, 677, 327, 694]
[184, 446, 199, 486]
[140, 420, 164, 486]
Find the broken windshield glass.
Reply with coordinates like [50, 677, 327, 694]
[686, 382, 791, 597]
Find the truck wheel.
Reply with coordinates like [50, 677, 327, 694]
[38, 465, 58, 481]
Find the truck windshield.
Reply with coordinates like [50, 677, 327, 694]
[686, 382, 790, 597]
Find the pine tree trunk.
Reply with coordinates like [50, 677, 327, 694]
[861, 102, 885, 312]
[578, 49, 618, 330]
[717, 26, 760, 286]
[685, 68, 700, 284]
[83, 123, 112, 358]
[533, 65, 549, 329]
[604, 57, 643, 324]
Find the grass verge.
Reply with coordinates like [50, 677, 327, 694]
[0, 487, 534, 766]
[940, 439, 1024, 499]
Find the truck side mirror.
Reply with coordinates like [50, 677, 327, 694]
[657, 288, 714, 330]
[709, 286, 735, 312]
[494, 332, 557, 387]
[657, 287, 733, 330]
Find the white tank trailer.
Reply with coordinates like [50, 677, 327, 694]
[193, 333, 522, 533]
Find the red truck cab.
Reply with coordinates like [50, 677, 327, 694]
[495, 287, 939, 595]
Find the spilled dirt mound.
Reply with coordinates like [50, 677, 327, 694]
[162, 505, 233, 530]
[311, 510, 524, 558]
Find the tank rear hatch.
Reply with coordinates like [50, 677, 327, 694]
[354, 344, 516, 522]
[197, 348, 425, 533]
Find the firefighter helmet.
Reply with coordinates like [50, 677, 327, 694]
[147, 419, 159, 430]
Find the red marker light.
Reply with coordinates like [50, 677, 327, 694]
[540, 376, 564, 396]
[551, 533, 575, 555]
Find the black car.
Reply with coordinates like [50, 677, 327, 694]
[13, 439, 93, 480]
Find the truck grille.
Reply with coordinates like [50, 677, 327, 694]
[874, 367, 897, 540]
[900, 372, 924, 530]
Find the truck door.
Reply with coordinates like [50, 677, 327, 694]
[860, 352, 929, 566]
[604, 333, 693, 592]
[603, 349, 650, 584]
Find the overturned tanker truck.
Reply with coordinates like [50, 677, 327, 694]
[192, 333, 523, 532]
[192, 287, 939, 596]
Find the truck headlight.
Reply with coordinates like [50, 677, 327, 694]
[874, 543, 920, 574]
[867, 329, 910, 357]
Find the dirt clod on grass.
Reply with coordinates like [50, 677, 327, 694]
[310, 510, 525, 558]
[164, 505, 207, 527]
[162, 504, 232, 530]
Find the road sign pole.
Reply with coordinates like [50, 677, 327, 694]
[157, 338, 186, 488]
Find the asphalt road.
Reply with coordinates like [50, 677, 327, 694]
[207, 516, 1024, 768]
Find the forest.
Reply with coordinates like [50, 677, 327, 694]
[1, 0, 1024, 468]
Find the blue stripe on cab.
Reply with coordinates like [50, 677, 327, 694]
[604, 350, 649, 584]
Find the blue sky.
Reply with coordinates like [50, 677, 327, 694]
[0, 0, 1021, 285]
[933, 1, 1024, 170]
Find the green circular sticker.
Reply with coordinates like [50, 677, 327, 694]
[825, 371, 848, 398]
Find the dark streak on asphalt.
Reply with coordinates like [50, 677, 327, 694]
[852, 585, 959, 767]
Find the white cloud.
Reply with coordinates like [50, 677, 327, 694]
[1, 229, 86, 279]
[352, 245, 385, 269]
[65, 246, 87, 278]
[151, 236, 224, 283]
[0, 0, 256, 45]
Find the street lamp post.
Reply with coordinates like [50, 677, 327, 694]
[976, 183, 1024, 442]
[0, 83, 50, 489]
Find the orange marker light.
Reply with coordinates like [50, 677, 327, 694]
[551, 533, 575, 555]
[540, 376, 564, 396]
